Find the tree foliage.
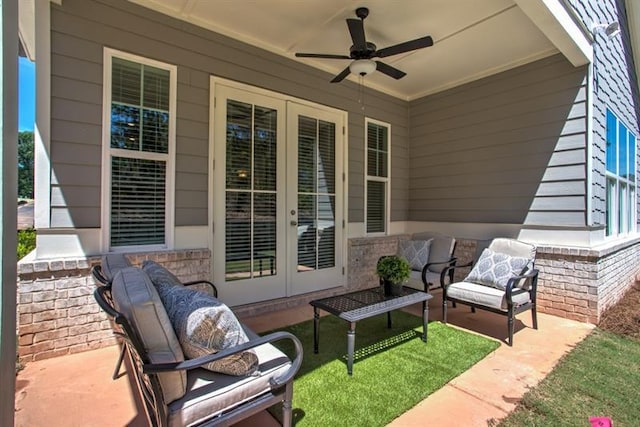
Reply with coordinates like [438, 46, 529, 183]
[18, 131, 34, 198]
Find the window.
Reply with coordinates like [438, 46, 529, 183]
[365, 119, 390, 234]
[103, 49, 176, 249]
[605, 109, 636, 236]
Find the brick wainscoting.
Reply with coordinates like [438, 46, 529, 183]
[17, 249, 210, 362]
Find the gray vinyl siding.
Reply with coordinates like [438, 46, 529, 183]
[49, 0, 409, 228]
[408, 54, 588, 226]
[567, 0, 640, 228]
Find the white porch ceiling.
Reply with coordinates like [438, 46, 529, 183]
[130, 0, 562, 100]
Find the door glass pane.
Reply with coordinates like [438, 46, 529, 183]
[225, 191, 251, 280]
[226, 101, 252, 190]
[254, 193, 276, 276]
[297, 116, 336, 272]
[225, 99, 277, 280]
[298, 116, 317, 193]
[298, 194, 317, 271]
[254, 107, 277, 191]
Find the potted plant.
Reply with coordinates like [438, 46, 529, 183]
[376, 255, 411, 296]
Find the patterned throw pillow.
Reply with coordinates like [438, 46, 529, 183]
[397, 239, 432, 271]
[153, 282, 258, 376]
[464, 248, 530, 290]
[142, 260, 183, 287]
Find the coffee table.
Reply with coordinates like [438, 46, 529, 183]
[309, 286, 432, 375]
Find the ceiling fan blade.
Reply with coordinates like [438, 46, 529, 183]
[347, 18, 367, 51]
[375, 61, 406, 79]
[295, 53, 351, 59]
[375, 35, 433, 58]
[331, 66, 352, 83]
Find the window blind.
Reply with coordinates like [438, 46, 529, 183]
[366, 121, 389, 234]
[111, 157, 166, 246]
[366, 181, 386, 233]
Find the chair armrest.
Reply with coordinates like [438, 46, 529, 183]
[91, 265, 110, 286]
[505, 269, 539, 300]
[422, 257, 457, 288]
[441, 260, 473, 278]
[183, 280, 218, 298]
[424, 257, 457, 271]
[143, 331, 303, 387]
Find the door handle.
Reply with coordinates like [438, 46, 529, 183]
[290, 220, 298, 226]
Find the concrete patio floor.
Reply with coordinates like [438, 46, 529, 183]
[14, 289, 593, 427]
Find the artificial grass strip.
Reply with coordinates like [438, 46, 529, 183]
[268, 310, 499, 426]
[499, 329, 640, 427]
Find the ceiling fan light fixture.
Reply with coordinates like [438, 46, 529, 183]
[349, 59, 376, 76]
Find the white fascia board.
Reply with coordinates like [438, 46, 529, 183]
[18, 0, 35, 60]
[18, 0, 59, 60]
[515, 0, 592, 66]
[626, 0, 640, 95]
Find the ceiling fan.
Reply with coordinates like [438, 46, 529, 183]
[295, 7, 433, 83]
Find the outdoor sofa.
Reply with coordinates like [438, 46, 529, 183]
[93, 254, 303, 427]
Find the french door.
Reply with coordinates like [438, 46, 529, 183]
[212, 81, 344, 306]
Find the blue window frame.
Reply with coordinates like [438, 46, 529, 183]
[606, 109, 637, 236]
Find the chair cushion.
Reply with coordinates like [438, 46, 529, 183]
[142, 260, 183, 287]
[465, 248, 529, 290]
[111, 267, 187, 404]
[155, 284, 258, 376]
[101, 253, 132, 282]
[397, 239, 432, 271]
[447, 281, 531, 310]
[411, 232, 456, 273]
[167, 335, 291, 427]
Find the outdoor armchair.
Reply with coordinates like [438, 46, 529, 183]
[91, 254, 218, 379]
[394, 231, 457, 292]
[94, 266, 303, 427]
[442, 238, 538, 346]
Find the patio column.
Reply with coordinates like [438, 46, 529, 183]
[0, 0, 19, 425]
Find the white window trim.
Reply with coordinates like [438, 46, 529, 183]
[364, 117, 391, 236]
[605, 108, 637, 238]
[101, 48, 177, 252]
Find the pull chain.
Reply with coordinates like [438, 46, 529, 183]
[358, 74, 366, 112]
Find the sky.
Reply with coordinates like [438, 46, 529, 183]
[19, 56, 35, 132]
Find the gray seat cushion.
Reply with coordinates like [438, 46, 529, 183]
[446, 281, 531, 310]
[111, 267, 187, 404]
[166, 334, 291, 427]
[101, 253, 132, 282]
[155, 283, 258, 376]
